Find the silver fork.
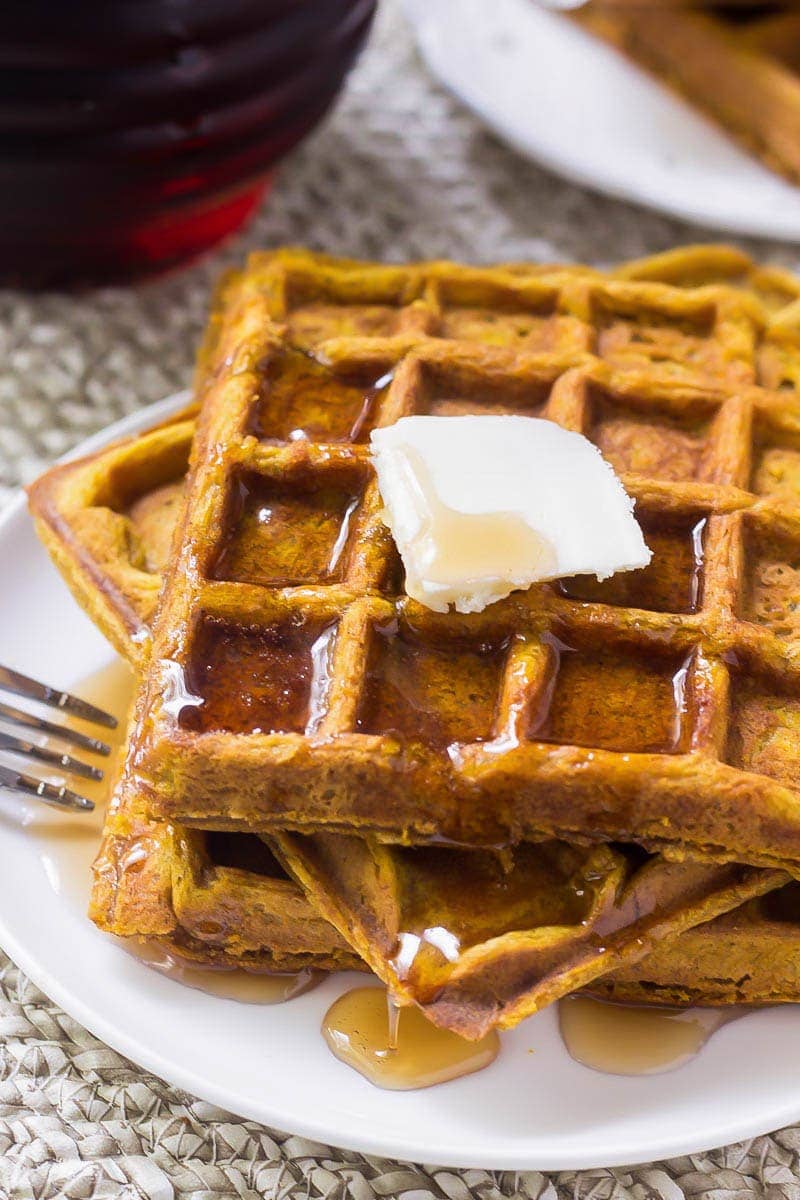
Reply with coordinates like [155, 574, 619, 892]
[0, 665, 117, 813]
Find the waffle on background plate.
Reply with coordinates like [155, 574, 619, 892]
[25, 379, 789, 1035]
[26, 244, 800, 1037]
[573, 3, 800, 186]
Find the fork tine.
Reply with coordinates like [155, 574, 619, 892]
[0, 700, 111, 755]
[0, 664, 117, 729]
[0, 763, 94, 812]
[0, 731, 103, 781]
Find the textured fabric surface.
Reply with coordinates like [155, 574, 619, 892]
[2, 2, 800, 1195]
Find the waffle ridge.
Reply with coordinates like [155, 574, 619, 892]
[587, 880, 800, 1008]
[107, 248, 800, 873]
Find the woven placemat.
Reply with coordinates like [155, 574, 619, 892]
[2, 3, 800, 1195]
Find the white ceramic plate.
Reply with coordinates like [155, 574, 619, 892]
[404, 0, 800, 241]
[2, 396, 800, 1170]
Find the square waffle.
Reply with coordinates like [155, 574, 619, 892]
[120, 248, 800, 875]
[573, 3, 800, 186]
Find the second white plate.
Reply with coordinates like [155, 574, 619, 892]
[405, 0, 800, 240]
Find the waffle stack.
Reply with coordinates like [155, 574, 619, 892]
[573, 3, 800, 186]
[28, 245, 800, 1040]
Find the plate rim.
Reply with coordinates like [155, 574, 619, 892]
[2, 394, 800, 1169]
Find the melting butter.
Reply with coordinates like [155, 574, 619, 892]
[400, 446, 556, 600]
[370, 415, 650, 613]
[322, 986, 500, 1089]
[559, 995, 749, 1076]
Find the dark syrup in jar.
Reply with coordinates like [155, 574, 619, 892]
[0, 1, 376, 285]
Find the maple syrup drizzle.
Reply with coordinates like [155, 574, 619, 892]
[178, 615, 335, 735]
[688, 516, 706, 611]
[160, 658, 204, 722]
[306, 624, 337, 735]
[327, 496, 360, 574]
[390, 927, 462, 981]
[559, 995, 749, 1076]
[322, 986, 500, 1090]
[387, 992, 401, 1050]
[31, 657, 319, 1005]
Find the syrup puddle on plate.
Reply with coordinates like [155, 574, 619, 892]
[120, 940, 321, 1004]
[322, 986, 500, 1090]
[29, 657, 320, 1006]
[559, 995, 750, 1076]
[25, 657, 135, 904]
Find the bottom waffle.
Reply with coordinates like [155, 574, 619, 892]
[272, 833, 783, 1037]
[90, 769, 358, 972]
[94, 772, 784, 1037]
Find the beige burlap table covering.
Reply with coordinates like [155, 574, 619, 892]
[1, 3, 799, 1196]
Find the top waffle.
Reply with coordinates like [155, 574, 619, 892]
[116, 248, 800, 870]
[573, 3, 800, 186]
[28, 244, 800, 663]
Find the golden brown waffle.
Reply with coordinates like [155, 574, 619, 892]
[119, 248, 800, 876]
[273, 833, 782, 1036]
[573, 3, 800, 186]
[588, 879, 800, 1007]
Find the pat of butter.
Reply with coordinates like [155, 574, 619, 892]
[370, 415, 651, 614]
